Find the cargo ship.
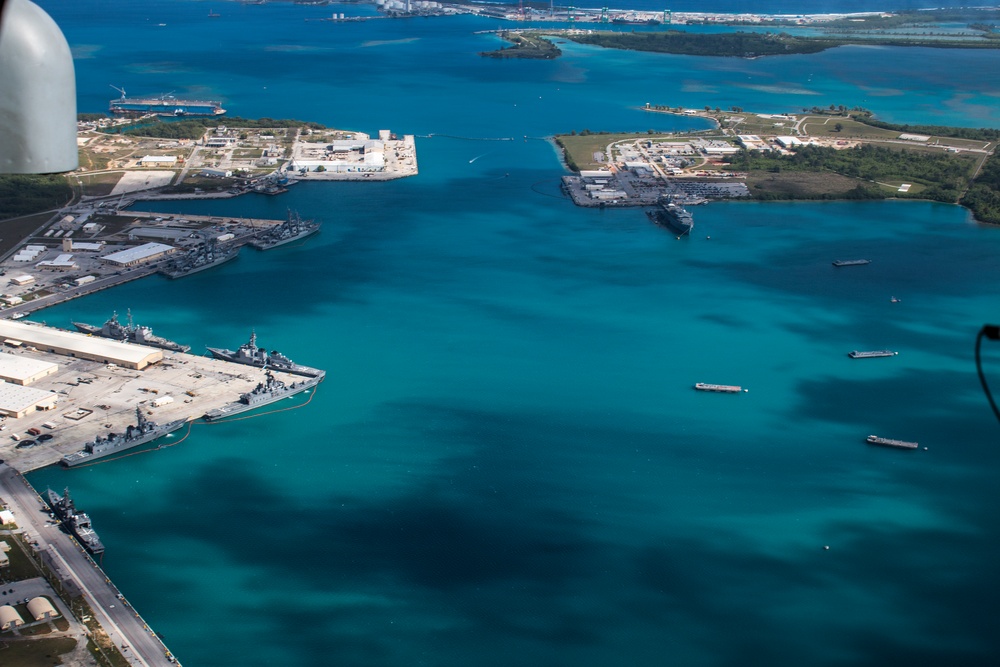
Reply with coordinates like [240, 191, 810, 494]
[61, 407, 188, 467]
[73, 310, 190, 353]
[848, 350, 898, 358]
[109, 93, 225, 117]
[648, 201, 694, 236]
[248, 210, 320, 251]
[46, 487, 105, 555]
[832, 259, 871, 267]
[866, 435, 918, 449]
[207, 330, 324, 378]
[203, 369, 323, 421]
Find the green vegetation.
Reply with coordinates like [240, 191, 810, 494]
[562, 30, 833, 57]
[555, 132, 667, 171]
[481, 32, 561, 59]
[119, 116, 325, 139]
[847, 111, 1000, 142]
[0, 636, 78, 666]
[960, 154, 1000, 224]
[819, 8, 1000, 30]
[77, 112, 107, 122]
[0, 175, 72, 219]
[724, 144, 976, 203]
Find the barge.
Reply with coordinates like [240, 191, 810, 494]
[848, 350, 898, 358]
[694, 383, 747, 393]
[866, 435, 918, 449]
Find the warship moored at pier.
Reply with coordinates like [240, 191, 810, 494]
[109, 91, 225, 117]
[207, 330, 324, 378]
[648, 200, 694, 236]
[159, 243, 240, 279]
[61, 407, 188, 467]
[203, 369, 323, 421]
[248, 210, 320, 250]
[46, 487, 105, 555]
[73, 310, 190, 353]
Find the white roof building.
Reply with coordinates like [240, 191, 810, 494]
[0, 605, 23, 630]
[0, 381, 58, 418]
[0, 321, 163, 370]
[0, 353, 58, 385]
[100, 243, 175, 267]
[138, 155, 177, 166]
[775, 136, 804, 148]
[26, 597, 58, 621]
[36, 253, 78, 270]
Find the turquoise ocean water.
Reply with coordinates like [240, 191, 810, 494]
[24, 1, 1000, 664]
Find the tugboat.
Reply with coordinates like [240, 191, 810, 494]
[60, 407, 188, 467]
[46, 487, 105, 555]
[207, 330, 324, 378]
[248, 210, 319, 250]
[72, 310, 190, 352]
[203, 369, 323, 421]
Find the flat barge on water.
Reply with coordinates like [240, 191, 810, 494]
[866, 435, 918, 449]
[848, 350, 898, 359]
[694, 383, 747, 393]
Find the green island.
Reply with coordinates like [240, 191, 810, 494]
[480, 31, 561, 59]
[555, 107, 1000, 224]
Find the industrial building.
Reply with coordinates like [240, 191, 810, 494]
[100, 242, 176, 267]
[0, 353, 58, 385]
[0, 320, 163, 370]
[0, 605, 24, 630]
[0, 382, 58, 417]
[138, 155, 177, 167]
[26, 597, 58, 621]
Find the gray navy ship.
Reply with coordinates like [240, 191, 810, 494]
[207, 330, 323, 378]
[203, 369, 323, 421]
[61, 407, 188, 467]
[159, 240, 240, 279]
[249, 209, 320, 250]
[72, 310, 190, 353]
[648, 199, 694, 236]
[46, 487, 105, 555]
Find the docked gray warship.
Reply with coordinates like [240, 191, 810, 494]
[206, 330, 324, 378]
[72, 310, 190, 352]
[647, 198, 694, 236]
[159, 240, 240, 279]
[46, 487, 105, 555]
[203, 369, 323, 421]
[61, 407, 188, 467]
[249, 209, 319, 250]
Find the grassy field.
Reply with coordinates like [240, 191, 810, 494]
[75, 172, 124, 197]
[556, 132, 678, 171]
[0, 636, 78, 666]
[745, 171, 871, 199]
[0, 212, 57, 257]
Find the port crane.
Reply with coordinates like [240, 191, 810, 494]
[110, 84, 126, 100]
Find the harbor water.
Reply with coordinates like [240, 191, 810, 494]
[25, 1, 1000, 665]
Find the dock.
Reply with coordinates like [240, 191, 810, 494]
[694, 382, 746, 393]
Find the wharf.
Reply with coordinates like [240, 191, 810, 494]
[0, 345, 319, 472]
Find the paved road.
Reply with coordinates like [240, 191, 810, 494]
[0, 463, 177, 666]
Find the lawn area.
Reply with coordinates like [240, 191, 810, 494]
[745, 170, 871, 199]
[0, 636, 78, 666]
[556, 132, 677, 171]
[0, 212, 56, 257]
[75, 172, 124, 197]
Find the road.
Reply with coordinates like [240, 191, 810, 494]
[0, 463, 177, 666]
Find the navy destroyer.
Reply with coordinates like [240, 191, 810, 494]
[72, 310, 190, 353]
[248, 210, 319, 250]
[203, 369, 323, 421]
[647, 199, 694, 236]
[207, 330, 323, 378]
[46, 487, 105, 555]
[109, 87, 225, 117]
[159, 241, 240, 279]
[61, 407, 188, 467]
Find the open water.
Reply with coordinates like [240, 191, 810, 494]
[24, 1, 1000, 665]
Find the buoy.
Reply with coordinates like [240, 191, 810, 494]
[823, 545, 830, 550]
